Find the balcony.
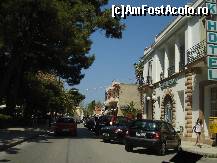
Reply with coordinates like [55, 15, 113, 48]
[168, 65, 175, 77]
[186, 40, 206, 65]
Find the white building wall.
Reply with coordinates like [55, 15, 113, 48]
[152, 53, 158, 83]
[141, 1, 210, 140]
[143, 62, 148, 79]
[155, 52, 161, 83]
[190, 17, 200, 46]
[153, 75, 185, 132]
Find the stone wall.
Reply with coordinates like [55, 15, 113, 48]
[184, 71, 193, 137]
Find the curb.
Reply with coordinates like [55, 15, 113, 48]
[181, 147, 217, 158]
[0, 132, 45, 151]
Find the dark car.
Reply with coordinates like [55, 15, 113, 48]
[94, 115, 113, 136]
[84, 117, 96, 131]
[52, 117, 77, 136]
[101, 116, 129, 143]
[124, 119, 181, 155]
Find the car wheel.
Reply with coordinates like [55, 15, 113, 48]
[158, 142, 166, 156]
[125, 144, 133, 152]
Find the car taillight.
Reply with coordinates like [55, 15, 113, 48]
[153, 132, 160, 140]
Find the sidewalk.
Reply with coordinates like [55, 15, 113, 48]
[0, 127, 47, 151]
[181, 141, 217, 158]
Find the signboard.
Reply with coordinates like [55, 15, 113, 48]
[208, 69, 217, 80]
[209, 117, 217, 134]
[207, 44, 217, 55]
[160, 78, 178, 90]
[206, 0, 217, 81]
[206, 0, 217, 15]
[207, 56, 217, 68]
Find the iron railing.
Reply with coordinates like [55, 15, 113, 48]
[186, 40, 206, 64]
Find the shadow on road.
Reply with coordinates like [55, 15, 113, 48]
[165, 151, 203, 163]
[100, 140, 124, 146]
[0, 159, 10, 162]
[5, 147, 20, 155]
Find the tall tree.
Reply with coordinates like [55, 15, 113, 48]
[0, 0, 124, 111]
[87, 100, 96, 115]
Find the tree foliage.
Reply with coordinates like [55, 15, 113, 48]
[22, 71, 85, 118]
[121, 101, 140, 118]
[86, 100, 96, 116]
[0, 0, 124, 114]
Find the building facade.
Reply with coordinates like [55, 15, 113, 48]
[139, 0, 217, 144]
[104, 81, 141, 116]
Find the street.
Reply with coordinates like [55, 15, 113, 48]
[0, 124, 216, 163]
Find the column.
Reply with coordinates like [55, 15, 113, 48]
[175, 40, 180, 73]
[164, 47, 169, 78]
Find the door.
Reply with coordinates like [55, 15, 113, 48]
[164, 96, 173, 123]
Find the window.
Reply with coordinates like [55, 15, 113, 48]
[148, 61, 152, 77]
[147, 60, 153, 84]
[210, 87, 217, 117]
[131, 120, 159, 131]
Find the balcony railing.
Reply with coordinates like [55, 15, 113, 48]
[168, 65, 175, 77]
[186, 40, 206, 64]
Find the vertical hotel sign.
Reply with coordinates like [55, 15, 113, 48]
[206, 0, 217, 80]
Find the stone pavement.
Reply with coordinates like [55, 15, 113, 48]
[0, 127, 47, 151]
[181, 141, 217, 158]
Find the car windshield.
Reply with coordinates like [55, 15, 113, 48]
[56, 118, 75, 123]
[131, 121, 159, 131]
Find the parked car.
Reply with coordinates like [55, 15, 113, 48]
[101, 116, 130, 143]
[124, 119, 181, 155]
[94, 115, 113, 136]
[84, 117, 96, 131]
[52, 117, 77, 136]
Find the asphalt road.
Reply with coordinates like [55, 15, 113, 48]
[0, 124, 217, 163]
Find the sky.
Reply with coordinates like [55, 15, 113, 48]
[74, 0, 191, 105]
